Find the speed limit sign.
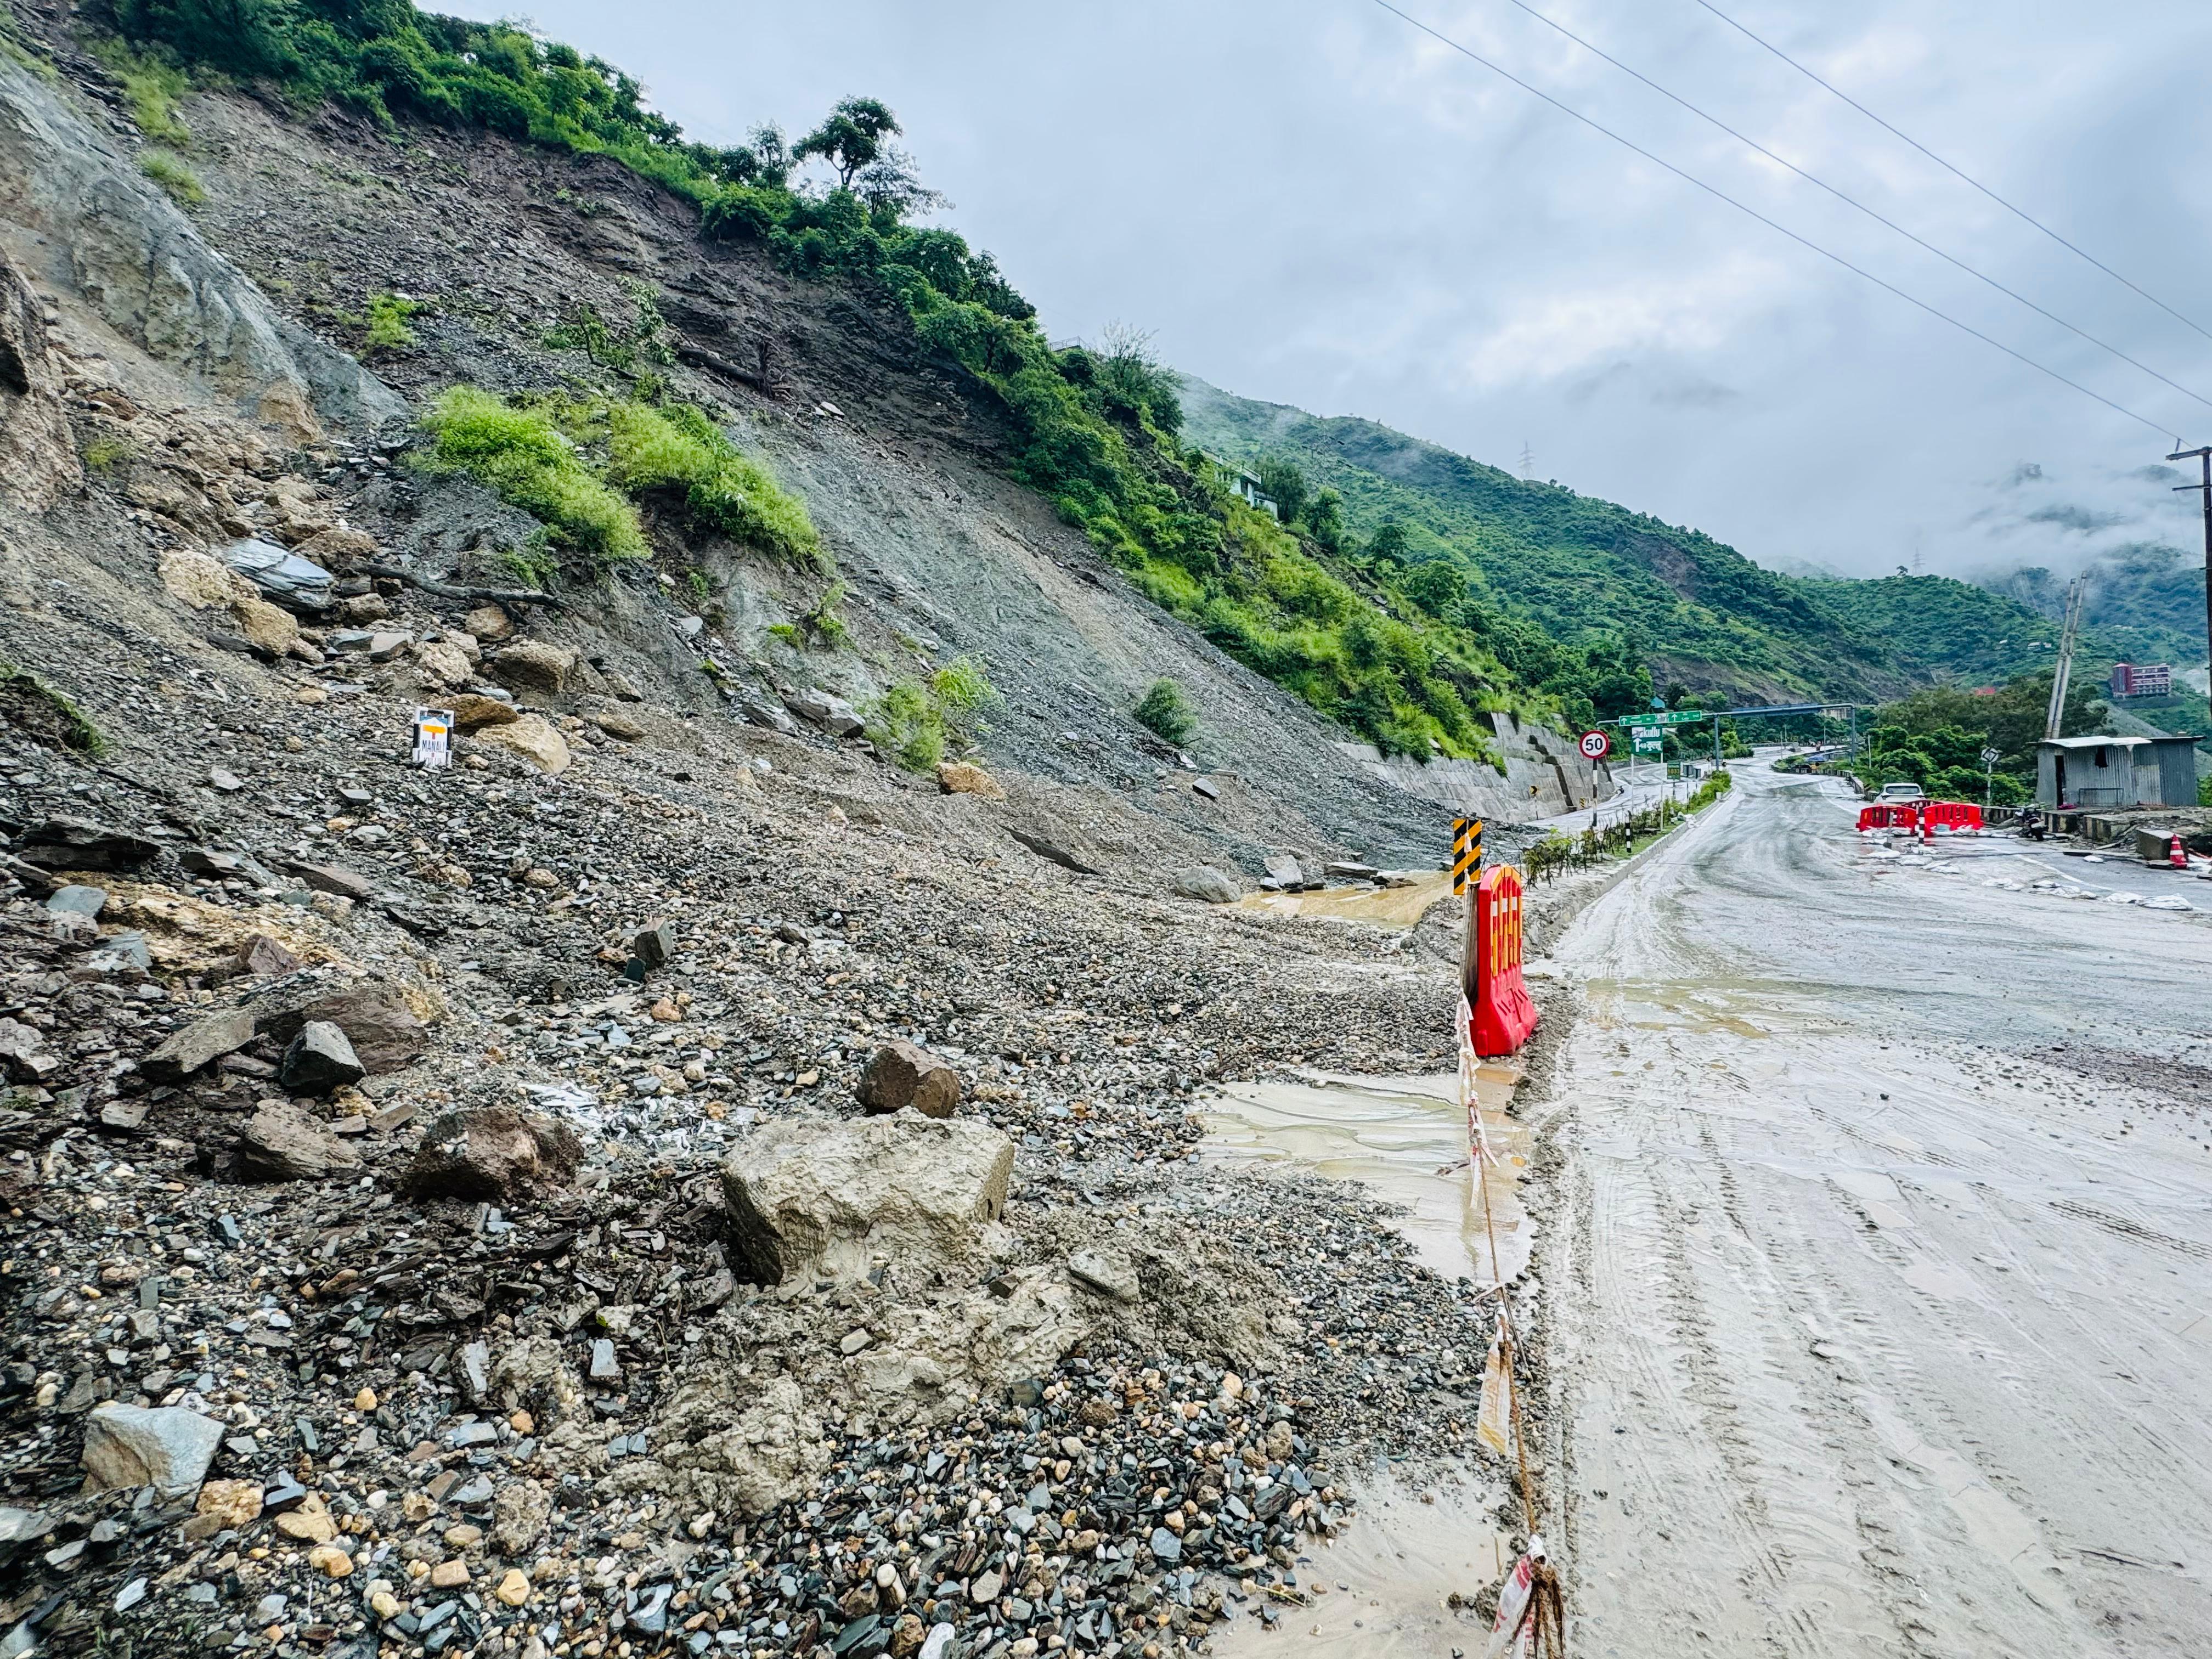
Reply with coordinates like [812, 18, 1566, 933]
[1578, 729, 1612, 760]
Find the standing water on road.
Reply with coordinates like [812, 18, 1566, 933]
[1203, 1064, 1530, 1285]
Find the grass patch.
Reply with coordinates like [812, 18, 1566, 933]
[139, 147, 202, 206]
[0, 661, 111, 758]
[97, 42, 192, 144]
[605, 401, 822, 568]
[364, 291, 424, 351]
[422, 388, 647, 564]
[82, 437, 134, 472]
[422, 388, 822, 576]
[765, 582, 851, 650]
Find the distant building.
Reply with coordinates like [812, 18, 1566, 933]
[2109, 662, 2173, 698]
[2036, 734, 2199, 810]
[1201, 454, 1278, 520]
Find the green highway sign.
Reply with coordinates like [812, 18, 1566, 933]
[1617, 710, 1709, 727]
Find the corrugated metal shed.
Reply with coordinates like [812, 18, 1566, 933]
[2037, 735, 2199, 809]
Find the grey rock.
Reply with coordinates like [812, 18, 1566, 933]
[1067, 1248, 1139, 1304]
[856, 1040, 962, 1119]
[1147, 1526, 1182, 1564]
[278, 1020, 363, 1093]
[740, 698, 801, 735]
[589, 1339, 619, 1381]
[721, 1113, 1015, 1284]
[780, 687, 865, 736]
[1262, 851, 1306, 888]
[1323, 861, 1379, 882]
[81, 1402, 223, 1497]
[629, 921, 675, 970]
[254, 979, 426, 1072]
[1008, 829, 1103, 877]
[1192, 778, 1221, 801]
[234, 1102, 361, 1182]
[142, 1007, 256, 1084]
[0, 59, 403, 430]
[44, 884, 106, 917]
[1166, 866, 1239, 904]
[219, 540, 334, 611]
[15, 817, 159, 872]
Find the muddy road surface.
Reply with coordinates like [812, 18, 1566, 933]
[1555, 761, 2212, 1657]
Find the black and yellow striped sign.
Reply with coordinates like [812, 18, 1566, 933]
[1452, 817, 1484, 894]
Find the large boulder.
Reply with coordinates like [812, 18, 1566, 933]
[490, 641, 573, 697]
[278, 1020, 363, 1093]
[253, 981, 426, 1074]
[1166, 866, 1239, 904]
[234, 1101, 361, 1182]
[780, 688, 865, 737]
[405, 1107, 582, 1203]
[474, 713, 571, 776]
[856, 1041, 961, 1119]
[142, 1007, 256, 1084]
[721, 1114, 1013, 1284]
[82, 1403, 223, 1497]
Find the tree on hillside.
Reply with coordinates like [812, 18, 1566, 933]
[1402, 558, 1466, 622]
[708, 123, 792, 189]
[852, 146, 945, 219]
[795, 97, 900, 190]
[1091, 324, 1183, 434]
[1364, 520, 1409, 571]
[1305, 487, 1347, 554]
[1257, 458, 1308, 527]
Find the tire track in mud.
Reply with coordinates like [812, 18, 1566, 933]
[1551, 761, 2212, 1658]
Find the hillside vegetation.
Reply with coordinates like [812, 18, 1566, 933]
[104, 0, 1595, 763]
[1176, 377, 2169, 714]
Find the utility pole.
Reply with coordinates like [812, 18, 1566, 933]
[2044, 575, 2085, 740]
[2166, 444, 2212, 702]
[1519, 440, 1535, 482]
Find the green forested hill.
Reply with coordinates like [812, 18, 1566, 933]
[1181, 375, 2144, 704]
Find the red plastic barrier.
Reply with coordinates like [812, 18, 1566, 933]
[1920, 801, 1984, 833]
[1856, 803, 1921, 832]
[1471, 865, 1538, 1058]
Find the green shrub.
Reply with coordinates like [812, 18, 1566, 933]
[865, 654, 998, 772]
[604, 403, 821, 567]
[364, 291, 423, 349]
[82, 437, 134, 472]
[139, 147, 202, 205]
[421, 388, 647, 563]
[766, 582, 851, 650]
[1133, 678, 1195, 746]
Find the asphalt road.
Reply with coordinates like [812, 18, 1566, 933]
[1551, 760, 2212, 1657]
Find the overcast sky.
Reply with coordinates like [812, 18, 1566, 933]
[470, 0, 2212, 580]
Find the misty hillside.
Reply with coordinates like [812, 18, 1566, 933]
[1178, 375, 2146, 702]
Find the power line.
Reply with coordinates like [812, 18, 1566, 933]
[1494, 0, 2212, 414]
[1690, 0, 2212, 347]
[1366, 0, 2177, 439]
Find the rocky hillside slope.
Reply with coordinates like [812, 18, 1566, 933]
[0, 15, 1561, 1659]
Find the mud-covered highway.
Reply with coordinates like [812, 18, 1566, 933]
[1554, 760, 2212, 1657]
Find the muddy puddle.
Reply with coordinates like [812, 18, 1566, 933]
[1206, 1471, 1515, 1657]
[1203, 1066, 1530, 1284]
[1198, 1068, 1542, 1637]
[1236, 871, 1455, 928]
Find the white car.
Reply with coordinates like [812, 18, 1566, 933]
[1876, 781, 1927, 803]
